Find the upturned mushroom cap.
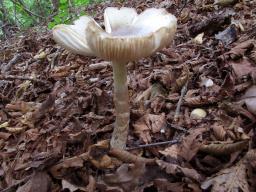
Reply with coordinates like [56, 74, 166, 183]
[52, 7, 177, 62]
[52, 16, 95, 56]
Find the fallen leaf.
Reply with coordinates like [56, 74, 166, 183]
[0, 122, 9, 129]
[193, 32, 204, 44]
[179, 128, 207, 161]
[199, 140, 248, 155]
[85, 175, 96, 192]
[62, 179, 86, 192]
[154, 179, 185, 192]
[15, 80, 31, 99]
[212, 123, 227, 141]
[159, 145, 179, 160]
[201, 161, 249, 192]
[16, 172, 51, 192]
[229, 58, 256, 79]
[156, 160, 203, 182]
[133, 116, 152, 143]
[133, 113, 166, 143]
[103, 162, 146, 191]
[224, 40, 255, 60]
[145, 113, 166, 133]
[34, 51, 47, 59]
[50, 153, 88, 178]
[214, 0, 239, 7]
[246, 149, 256, 169]
[0, 132, 12, 140]
[5, 126, 24, 133]
[88, 140, 114, 169]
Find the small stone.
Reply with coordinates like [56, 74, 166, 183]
[89, 77, 99, 83]
[200, 78, 214, 88]
[190, 108, 207, 119]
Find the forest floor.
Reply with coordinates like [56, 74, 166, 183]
[1, 0, 256, 191]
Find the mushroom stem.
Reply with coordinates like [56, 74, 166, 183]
[110, 61, 130, 149]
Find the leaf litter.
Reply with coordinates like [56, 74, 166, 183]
[0, 0, 256, 191]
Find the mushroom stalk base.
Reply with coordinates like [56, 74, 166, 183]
[110, 61, 130, 149]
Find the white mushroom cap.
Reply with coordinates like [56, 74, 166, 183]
[52, 16, 95, 56]
[52, 7, 177, 62]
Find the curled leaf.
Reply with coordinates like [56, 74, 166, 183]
[199, 140, 248, 155]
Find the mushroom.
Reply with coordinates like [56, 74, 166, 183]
[52, 7, 177, 149]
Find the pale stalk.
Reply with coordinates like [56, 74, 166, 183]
[110, 61, 130, 149]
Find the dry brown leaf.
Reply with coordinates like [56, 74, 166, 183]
[185, 95, 218, 106]
[249, 49, 256, 63]
[219, 101, 256, 123]
[225, 39, 255, 60]
[16, 172, 51, 192]
[85, 175, 96, 192]
[133, 116, 151, 143]
[5, 101, 37, 113]
[50, 153, 88, 178]
[154, 179, 185, 192]
[50, 64, 79, 79]
[30, 93, 56, 124]
[179, 127, 207, 161]
[145, 113, 166, 133]
[96, 182, 123, 192]
[133, 113, 166, 143]
[90, 154, 113, 169]
[62, 179, 87, 192]
[88, 140, 114, 169]
[156, 160, 203, 182]
[0, 132, 12, 140]
[201, 161, 249, 192]
[199, 140, 248, 155]
[214, 0, 239, 7]
[245, 149, 256, 169]
[159, 144, 179, 160]
[5, 126, 24, 133]
[171, 67, 191, 93]
[212, 123, 227, 141]
[229, 58, 256, 79]
[103, 162, 146, 191]
[109, 148, 155, 165]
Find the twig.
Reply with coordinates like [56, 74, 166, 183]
[174, 81, 188, 122]
[1, 53, 21, 73]
[0, 75, 50, 85]
[167, 123, 188, 132]
[126, 139, 180, 150]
